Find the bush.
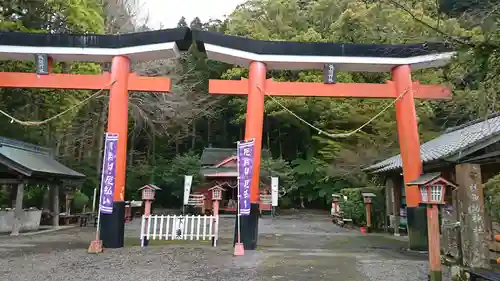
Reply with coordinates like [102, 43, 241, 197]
[339, 188, 366, 224]
[485, 173, 500, 223]
[0, 189, 8, 208]
[339, 187, 385, 229]
[72, 191, 89, 212]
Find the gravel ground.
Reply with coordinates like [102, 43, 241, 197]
[0, 211, 449, 281]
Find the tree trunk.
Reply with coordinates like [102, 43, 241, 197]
[278, 127, 283, 158]
[266, 117, 271, 149]
[128, 132, 136, 168]
[191, 122, 196, 149]
[207, 118, 211, 145]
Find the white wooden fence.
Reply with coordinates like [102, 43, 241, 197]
[140, 214, 218, 247]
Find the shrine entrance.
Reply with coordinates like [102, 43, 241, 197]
[0, 28, 454, 250]
[193, 30, 453, 250]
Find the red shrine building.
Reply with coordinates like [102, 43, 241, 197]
[193, 148, 273, 214]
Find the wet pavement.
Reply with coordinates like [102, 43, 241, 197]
[0, 211, 444, 281]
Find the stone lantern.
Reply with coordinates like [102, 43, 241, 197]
[407, 173, 457, 281]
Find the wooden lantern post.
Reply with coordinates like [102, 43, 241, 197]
[139, 184, 161, 247]
[362, 192, 376, 232]
[124, 201, 132, 222]
[407, 173, 458, 281]
[209, 185, 225, 247]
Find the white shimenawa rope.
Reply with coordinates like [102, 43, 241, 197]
[0, 80, 116, 126]
[258, 85, 412, 138]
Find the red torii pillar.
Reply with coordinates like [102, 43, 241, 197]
[0, 56, 171, 248]
[210, 61, 451, 250]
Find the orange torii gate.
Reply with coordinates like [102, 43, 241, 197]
[0, 28, 191, 248]
[192, 30, 455, 250]
[0, 28, 455, 251]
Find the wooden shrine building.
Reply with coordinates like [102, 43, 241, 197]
[0, 137, 85, 235]
[192, 147, 273, 214]
[365, 112, 500, 267]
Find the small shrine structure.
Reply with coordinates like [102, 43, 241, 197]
[192, 147, 273, 214]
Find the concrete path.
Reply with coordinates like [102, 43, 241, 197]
[0, 212, 445, 281]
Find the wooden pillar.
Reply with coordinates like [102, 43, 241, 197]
[52, 185, 59, 228]
[10, 181, 25, 236]
[455, 163, 490, 268]
[245, 61, 266, 204]
[391, 177, 402, 236]
[440, 179, 460, 259]
[427, 204, 442, 281]
[101, 55, 130, 249]
[385, 179, 392, 233]
[392, 65, 426, 250]
[108, 56, 130, 203]
[365, 203, 372, 229]
[65, 193, 71, 215]
[235, 61, 266, 251]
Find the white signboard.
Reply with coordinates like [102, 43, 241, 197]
[183, 175, 193, 205]
[271, 177, 279, 207]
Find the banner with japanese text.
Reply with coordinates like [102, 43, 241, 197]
[99, 133, 119, 214]
[237, 139, 255, 216]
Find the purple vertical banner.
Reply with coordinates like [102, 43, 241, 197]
[99, 133, 119, 214]
[237, 139, 255, 216]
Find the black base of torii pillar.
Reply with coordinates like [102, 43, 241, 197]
[233, 204, 260, 250]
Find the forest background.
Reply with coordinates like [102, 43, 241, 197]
[0, 0, 498, 220]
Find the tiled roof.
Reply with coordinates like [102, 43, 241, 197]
[0, 137, 85, 179]
[366, 113, 500, 173]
